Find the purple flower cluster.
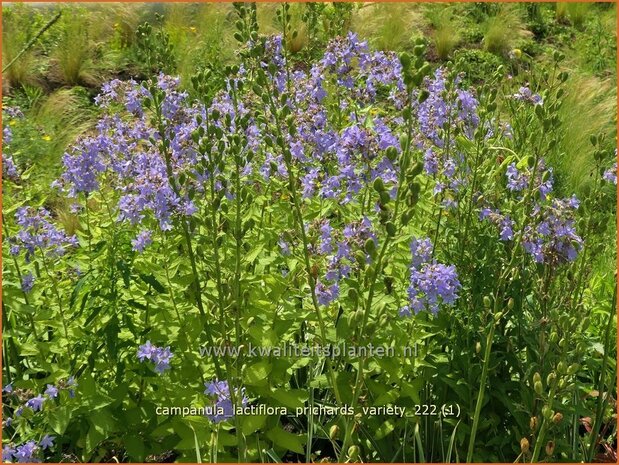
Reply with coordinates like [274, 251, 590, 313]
[512, 86, 543, 105]
[3, 377, 75, 456]
[317, 32, 404, 104]
[400, 238, 461, 316]
[505, 160, 553, 200]
[137, 341, 173, 374]
[3, 441, 39, 463]
[57, 73, 254, 248]
[20, 272, 35, 293]
[204, 379, 248, 423]
[3, 107, 22, 182]
[10, 207, 78, 262]
[603, 161, 617, 185]
[414, 69, 480, 207]
[297, 118, 399, 204]
[417, 69, 479, 148]
[314, 217, 377, 306]
[480, 208, 515, 241]
[131, 230, 153, 253]
[54, 135, 108, 196]
[2, 435, 55, 463]
[2, 155, 19, 181]
[523, 195, 582, 264]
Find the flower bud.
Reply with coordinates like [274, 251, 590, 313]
[400, 134, 409, 152]
[373, 177, 385, 192]
[348, 445, 360, 460]
[546, 372, 556, 386]
[545, 440, 555, 456]
[379, 191, 391, 205]
[385, 222, 396, 237]
[475, 342, 481, 354]
[329, 424, 340, 440]
[542, 406, 553, 420]
[549, 331, 558, 344]
[411, 161, 424, 177]
[520, 437, 529, 453]
[483, 296, 492, 308]
[567, 363, 579, 375]
[507, 298, 514, 310]
[533, 372, 542, 384]
[530, 416, 538, 431]
[557, 362, 566, 374]
[401, 211, 411, 226]
[552, 412, 563, 424]
[364, 238, 376, 254]
[534, 381, 543, 395]
[399, 52, 411, 69]
[386, 146, 398, 162]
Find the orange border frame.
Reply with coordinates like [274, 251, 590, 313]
[0, 1, 617, 464]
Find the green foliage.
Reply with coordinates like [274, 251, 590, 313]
[483, 5, 532, 56]
[1, 3, 617, 464]
[426, 6, 461, 61]
[557, 2, 591, 29]
[453, 49, 504, 85]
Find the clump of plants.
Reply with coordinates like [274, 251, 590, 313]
[2, 4, 616, 464]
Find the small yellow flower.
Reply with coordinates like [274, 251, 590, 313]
[189, 27, 197, 33]
[9, 120, 16, 126]
[42, 135, 51, 141]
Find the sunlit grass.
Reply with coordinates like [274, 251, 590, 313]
[557, 2, 591, 29]
[483, 5, 532, 56]
[352, 3, 425, 51]
[553, 71, 617, 195]
[425, 5, 461, 60]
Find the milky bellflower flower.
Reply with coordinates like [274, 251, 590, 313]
[513, 86, 543, 105]
[39, 435, 55, 451]
[505, 160, 553, 200]
[21, 272, 35, 293]
[402, 237, 461, 315]
[11, 440, 39, 463]
[204, 380, 248, 423]
[523, 196, 582, 265]
[603, 161, 617, 185]
[480, 208, 515, 241]
[137, 341, 173, 374]
[12, 207, 78, 262]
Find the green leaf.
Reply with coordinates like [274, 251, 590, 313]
[266, 426, 305, 454]
[241, 414, 267, 435]
[270, 388, 308, 409]
[125, 436, 146, 461]
[48, 405, 72, 435]
[85, 422, 105, 454]
[374, 419, 395, 440]
[245, 361, 272, 386]
[139, 273, 167, 293]
[190, 425, 202, 463]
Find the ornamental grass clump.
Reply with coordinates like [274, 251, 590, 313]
[2, 8, 616, 462]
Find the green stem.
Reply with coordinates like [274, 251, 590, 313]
[466, 311, 498, 463]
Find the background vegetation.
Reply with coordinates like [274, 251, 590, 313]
[2, 2, 617, 463]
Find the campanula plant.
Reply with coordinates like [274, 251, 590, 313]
[2, 4, 616, 462]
